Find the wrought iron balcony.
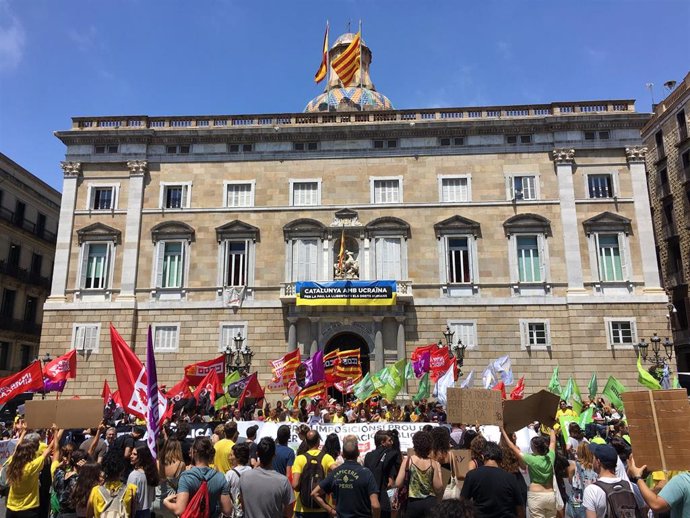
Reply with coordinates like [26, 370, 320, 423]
[0, 261, 51, 289]
[0, 207, 57, 244]
[0, 316, 42, 336]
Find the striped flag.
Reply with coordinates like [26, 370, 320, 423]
[337, 228, 346, 273]
[294, 380, 327, 405]
[331, 30, 361, 86]
[145, 326, 163, 460]
[324, 349, 341, 385]
[271, 349, 301, 381]
[314, 22, 329, 83]
[336, 348, 362, 380]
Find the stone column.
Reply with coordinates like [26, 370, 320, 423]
[373, 316, 384, 372]
[287, 317, 298, 352]
[626, 147, 663, 292]
[552, 149, 587, 295]
[118, 161, 148, 300]
[49, 162, 82, 302]
[309, 317, 320, 355]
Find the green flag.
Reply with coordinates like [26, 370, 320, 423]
[672, 375, 681, 389]
[570, 378, 583, 415]
[353, 372, 376, 401]
[214, 370, 242, 410]
[562, 406, 594, 442]
[547, 366, 562, 396]
[588, 373, 598, 400]
[413, 372, 431, 403]
[602, 376, 626, 409]
[578, 407, 594, 428]
[562, 377, 574, 402]
[394, 359, 415, 380]
[372, 365, 403, 401]
[637, 354, 662, 390]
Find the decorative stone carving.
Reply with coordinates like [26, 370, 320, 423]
[331, 208, 362, 227]
[60, 161, 82, 177]
[552, 148, 575, 163]
[127, 160, 148, 175]
[334, 250, 360, 280]
[625, 147, 647, 163]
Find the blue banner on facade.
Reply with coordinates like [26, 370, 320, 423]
[295, 280, 397, 306]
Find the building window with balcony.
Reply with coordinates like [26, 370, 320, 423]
[604, 318, 636, 349]
[655, 130, 665, 160]
[371, 177, 403, 204]
[366, 217, 410, 281]
[438, 175, 471, 203]
[20, 345, 33, 368]
[583, 212, 632, 289]
[520, 319, 551, 349]
[588, 174, 615, 198]
[283, 219, 327, 282]
[516, 236, 543, 282]
[677, 109, 687, 141]
[596, 234, 625, 281]
[224, 182, 255, 208]
[160, 183, 191, 209]
[157, 242, 185, 288]
[434, 215, 481, 296]
[1, 289, 16, 318]
[506, 175, 538, 200]
[72, 323, 100, 353]
[504, 214, 551, 294]
[216, 220, 258, 295]
[292, 239, 319, 281]
[24, 296, 37, 324]
[81, 243, 111, 289]
[87, 185, 118, 211]
[153, 324, 180, 352]
[219, 322, 248, 352]
[374, 237, 402, 280]
[290, 180, 321, 207]
[150, 221, 194, 297]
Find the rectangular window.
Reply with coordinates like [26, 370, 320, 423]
[609, 321, 635, 345]
[527, 322, 548, 346]
[72, 324, 100, 353]
[223, 241, 248, 286]
[516, 236, 541, 282]
[677, 109, 687, 140]
[588, 174, 614, 198]
[373, 139, 398, 149]
[1, 289, 16, 318]
[597, 234, 623, 281]
[511, 176, 537, 200]
[160, 242, 184, 288]
[30, 253, 42, 276]
[375, 237, 402, 280]
[162, 184, 190, 209]
[7, 244, 20, 268]
[83, 243, 109, 289]
[584, 131, 596, 140]
[291, 181, 320, 206]
[655, 130, 665, 159]
[448, 321, 477, 349]
[90, 187, 115, 210]
[20, 345, 32, 368]
[166, 145, 190, 154]
[24, 296, 37, 323]
[219, 323, 248, 352]
[14, 201, 25, 225]
[373, 179, 401, 204]
[294, 142, 318, 151]
[292, 239, 318, 281]
[225, 183, 254, 207]
[439, 137, 464, 146]
[36, 214, 46, 235]
[153, 325, 180, 352]
[447, 237, 471, 283]
[598, 131, 610, 140]
[440, 177, 469, 202]
[94, 144, 119, 154]
[0, 342, 8, 370]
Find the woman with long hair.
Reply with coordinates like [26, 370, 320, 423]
[565, 442, 598, 518]
[394, 431, 444, 518]
[430, 426, 452, 470]
[70, 463, 102, 518]
[87, 450, 137, 518]
[127, 446, 159, 518]
[155, 439, 185, 518]
[499, 432, 528, 505]
[467, 434, 487, 472]
[322, 433, 342, 465]
[53, 449, 88, 518]
[6, 425, 56, 518]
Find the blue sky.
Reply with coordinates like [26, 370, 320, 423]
[0, 0, 688, 191]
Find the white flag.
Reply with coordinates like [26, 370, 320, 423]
[436, 363, 455, 406]
[460, 369, 475, 389]
[482, 363, 497, 389]
[493, 355, 514, 385]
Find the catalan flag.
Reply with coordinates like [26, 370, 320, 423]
[314, 22, 329, 83]
[271, 349, 301, 381]
[331, 30, 361, 86]
[336, 348, 362, 381]
[337, 228, 345, 273]
[324, 349, 341, 385]
[294, 380, 327, 405]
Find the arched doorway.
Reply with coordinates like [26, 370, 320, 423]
[324, 332, 370, 374]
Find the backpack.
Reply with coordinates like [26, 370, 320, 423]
[594, 480, 644, 518]
[180, 480, 210, 518]
[99, 485, 128, 518]
[298, 450, 327, 509]
[230, 468, 244, 518]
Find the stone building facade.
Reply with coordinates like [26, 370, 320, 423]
[641, 72, 690, 373]
[0, 153, 60, 376]
[39, 35, 670, 397]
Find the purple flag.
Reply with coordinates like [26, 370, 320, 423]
[413, 351, 431, 378]
[43, 378, 66, 393]
[146, 325, 160, 460]
[305, 350, 325, 387]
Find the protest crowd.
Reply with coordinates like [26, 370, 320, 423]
[0, 324, 688, 518]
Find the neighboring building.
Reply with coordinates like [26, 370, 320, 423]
[641, 72, 690, 373]
[40, 34, 669, 397]
[0, 153, 60, 376]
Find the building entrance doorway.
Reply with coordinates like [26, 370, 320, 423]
[324, 332, 370, 375]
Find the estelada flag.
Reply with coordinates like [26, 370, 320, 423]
[43, 350, 77, 382]
[110, 324, 167, 422]
[336, 348, 361, 380]
[271, 349, 301, 381]
[314, 21, 329, 83]
[0, 361, 44, 404]
[184, 356, 225, 386]
[193, 369, 224, 406]
[331, 30, 361, 86]
[510, 376, 525, 400]
[294, 380, 327, 406]
[237, 372, 264, 409]
[166, 378, 193, 403]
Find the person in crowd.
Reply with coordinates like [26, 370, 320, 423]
[450, 423, 465, 448]
[566, 442, 599, 518]
[582, 444, 642, 518]
[467, 434, 487, 472]
[273, 424, 296, 478]
[331, 405, 345, 424]
[627, 456, 689, 518]
[127, 446, 159, 518]
[80, 428, 107, 462]
[499, 432, 528, 506]
[163, 436, 232, 518]
[502, 427, 557, 518]
[296, 424, 312, 456]
[86, 450, 137, 518]
[70, 463, 102, 518]
[431, 426, 452, 470]
[173, 422, 193, 465]
[112, 426, 145, 478]
[323, 433, 342, 466]
[312, 434, 381, 518]
[214, 421, 238, 474]
[225, 442, 252, 518]
[53, 449, 87, 518]
[395, 430, 443, 518]
[237, 437, 294, 518]
[364, 431, 397, 518]
[245, 424, 259, 466]
[566, 423, 589, 460]
[460, 441, 525, 518]
[292, 430, 336, 518]
[6, 424, 56, 518]
[158, 437, 186, 499]
[429, 499, 477, 518]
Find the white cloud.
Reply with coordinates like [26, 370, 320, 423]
[67, 25, 99, 52]
[0, 1, 26, 72]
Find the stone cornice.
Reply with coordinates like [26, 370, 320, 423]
[60, 161, 82, 178]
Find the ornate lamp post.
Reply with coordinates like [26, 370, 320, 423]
[637, 333, 674, 382]
[35, 352, 52, 400]
[441, 325, 468, 379]
[223, 332, 254, 376]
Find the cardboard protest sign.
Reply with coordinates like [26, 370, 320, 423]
[450, 449, 472, 478]
[26, 400, 104, 430]
[25, 400, 58, 429]
[621, 389, 690, 471]
[502, 390, 560, 433]
[446, 388, 503, 425]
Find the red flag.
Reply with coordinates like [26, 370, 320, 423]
[270, 349, 301, 381]
[193, 370, 223, 405]
[112, 390, 123, 407]
[0, 361, 45, 404]
[102, 379, 113, 406]
[166, 378, 193, 403]
[493, 381, 507, 400]
[411, 344, 436, 362]
[324, 349, 341, 386]
[43, 350, 77, 382]
[238, 372, 264, 409]
[510, 376, 525, 400]
[430, 347, 453, 383]
[184, 356, 225, 386]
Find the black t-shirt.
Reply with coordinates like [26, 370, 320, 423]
[320, 461, 378, 518]
[112, 434, 135, 456]
[460, 465, 525, 518]
[363, 447, 397, 511]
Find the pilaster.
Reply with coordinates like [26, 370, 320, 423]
[287, 317, 298, 352]
[373, 316, 384, 372]
[118, 161, 148, 300]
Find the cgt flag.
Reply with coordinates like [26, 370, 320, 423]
[184, 356, 225, 386]
[0, 361, 45, 405]
[510, 376, 525, 400]
[193, 369, 224, 406]
[43, 350, 77, 383]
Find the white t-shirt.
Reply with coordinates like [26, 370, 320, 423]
[582, 476, 636, 518]
[225, 464, 253, 501]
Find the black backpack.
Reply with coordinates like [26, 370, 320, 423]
[299, 450, 327, 509]
[594, 480, 644, 518]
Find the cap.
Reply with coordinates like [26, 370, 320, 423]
[589, 444, 618, 465]
[328, 398, 337, 404]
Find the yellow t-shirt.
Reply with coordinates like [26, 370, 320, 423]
[88, 481, 137, 518]
[7, 455, 46, 511]
[293, 449, 335, 513]
[331, 414, 345, 424]
[51, 459, 61, 479]
[213, 438, 235, 474]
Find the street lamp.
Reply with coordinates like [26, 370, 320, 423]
[224, 332, 254, 376]
[35, 352, 52, 400]
[441, 326, 468, 379]
[638, 333, 674, 382]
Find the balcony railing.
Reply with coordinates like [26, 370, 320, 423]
[280, 280, 413, 303]
[0, 261, 51, 289]
[662, 221, 679, 240]
[0, 316, 41, 336]
[0, 207, 57, 244]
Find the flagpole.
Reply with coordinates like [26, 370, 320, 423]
[326, 20, 331, 111]
[358, 19, 363, 112]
